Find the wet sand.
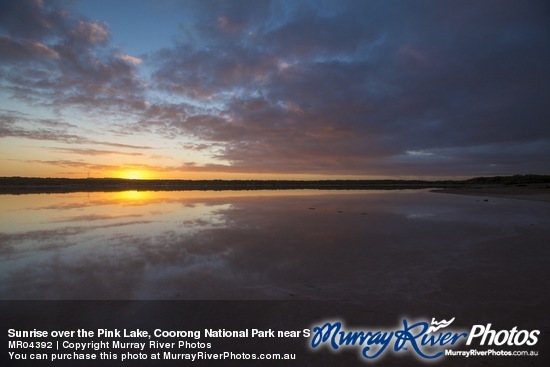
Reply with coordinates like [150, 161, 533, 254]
[433, 184, 550, 202]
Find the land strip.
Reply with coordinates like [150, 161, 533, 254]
[0, 175, 548, 195]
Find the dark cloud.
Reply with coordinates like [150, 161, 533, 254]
[146, 0, 550, 176]
[0, 0, 67, 40]
[0, 35, 59, 62]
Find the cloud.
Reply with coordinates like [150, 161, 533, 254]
[143, 0, 550, 176]
[15, 158, 185, 177]
[70, 20, 110, 45]
[217, 16, 243, 33]
[1, 0, 549, 177]
[0, 0, 146, 114]
[0, 0, 67, 40]
[117, 53, 142, 65]
[48, 147, 144, 156]
[0, 109, 154, 150]
[0, 112, 89, 144]
[0, 35, 59, 61]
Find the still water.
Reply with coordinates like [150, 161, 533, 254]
[1, 189, 549, 301]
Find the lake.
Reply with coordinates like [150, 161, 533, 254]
[1, 189, 549, 307]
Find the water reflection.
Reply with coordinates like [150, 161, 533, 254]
[1, 190, 549, 301]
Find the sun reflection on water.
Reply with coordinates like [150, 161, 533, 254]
[113, 190, 152, 203]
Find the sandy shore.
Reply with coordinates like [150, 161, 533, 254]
[432, 184, 550, 202]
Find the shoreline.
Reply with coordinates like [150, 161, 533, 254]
[0, 177, 458, 195]
[0, 177, 549, 197]
[432, 184, 550, 202]
[0, 184, 445, 195]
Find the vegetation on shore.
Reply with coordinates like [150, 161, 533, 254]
[463, 174, 550, 185]
[0, 175, 548, 194]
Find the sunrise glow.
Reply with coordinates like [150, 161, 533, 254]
[112, 190, 153, 203]
[118, 170, 152, 180]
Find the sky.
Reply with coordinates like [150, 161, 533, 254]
[1, 0, 549, 180]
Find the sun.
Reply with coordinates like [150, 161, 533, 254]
[120, 170, 150, 180]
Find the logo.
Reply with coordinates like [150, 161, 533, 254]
[309, 318, 540, 362]
[466, 324, 539, 346]
[427, 317, 455, 333]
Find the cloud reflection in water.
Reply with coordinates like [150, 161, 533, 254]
[0, 190, 549, 302]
